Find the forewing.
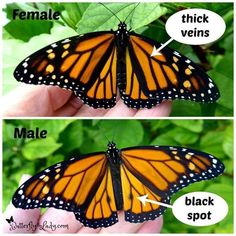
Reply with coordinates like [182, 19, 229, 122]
[12, 152, 118, 228]
[14, 32, 117, 108]
[120, 146, 224, 221]
[120, 33, 220, 108]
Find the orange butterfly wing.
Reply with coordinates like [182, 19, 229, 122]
[12, 153, 118, 228]
[120, 146, 224, 222]
[12, 144, 224, 227]
[120, 34, 220, 108]
[14, 33, 117, 108]
[120, 163, 169, 222]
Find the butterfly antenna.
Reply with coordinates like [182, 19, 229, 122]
[111, 121, 119, 143]
[125, 2, 140, 28]
[104, 133, 110, 143]
[111, 130, 115, 143]
[99, 2, 122, 22]
[96, 122, 111, 145]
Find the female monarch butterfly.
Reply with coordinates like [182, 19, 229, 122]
[13, 4, 220, 109]
[12, 142, 224, 228]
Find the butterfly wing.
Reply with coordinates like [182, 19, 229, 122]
[14, 32, 117, 108]
[120, 146, 224, 222]
[120, 162, 169, 223]
[120, 33, 220, 108]
[12, 152, 118, 228]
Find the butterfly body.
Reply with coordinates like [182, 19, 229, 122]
[115, 22, 130, 92]
[14, 18, 220, 109]
[12, 142, 224, 228]
[106, 142, 123, 210]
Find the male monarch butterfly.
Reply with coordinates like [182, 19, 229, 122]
[12, 142, 224, 228]
[13, 5, 220, 109]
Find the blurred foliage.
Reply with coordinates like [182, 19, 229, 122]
[2, 2, 233, 116]
[3, 119, 233, 233]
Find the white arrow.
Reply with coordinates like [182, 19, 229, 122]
[151, 38, 174, 57]
[137, 194, 173, 208]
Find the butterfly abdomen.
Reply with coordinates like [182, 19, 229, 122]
[110, 164, 123, 210]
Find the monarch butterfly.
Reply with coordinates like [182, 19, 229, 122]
[12, 142, 224, 228]
[13, 5, 220, 109]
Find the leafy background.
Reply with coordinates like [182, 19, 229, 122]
[2, 2, 233, 116]
[3, 119, 233, 233]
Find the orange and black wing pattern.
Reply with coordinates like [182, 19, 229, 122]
[12, 142, 225, 228]
[14, 32, 117, 108]
[120, 33, 220, 108]
[12, 152, 118, 228]
[120, 146, 224, 222]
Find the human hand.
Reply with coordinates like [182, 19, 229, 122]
[3, 175, 163, 233]
[2, 85, 172, 117]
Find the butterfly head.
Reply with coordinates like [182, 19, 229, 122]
[118, 22, 127, 31]
[107, 141, 117, 149]
[106, 141, 120, 164]
[116, 22, 129, 48]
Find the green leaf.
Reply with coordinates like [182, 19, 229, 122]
[171, 101, 201, 116]
[215, 104, 233, 117]
[208, 55, 233, 111]
[3, 121, 16, 142]
[80, 136, 104, 154]
[3, 24, 76, 95]
[4, 3, 42, 20]
[171, 127, 199, 144]
[29, 119, 74, 140]
[22, 137, 62, 160]
[222, 159, 233, 174]
[3, 3, 56, 41]
[59, 121, 83, 152]
[219, 175, 233, 188]
[11, 161, 35, 182]
[65, 3, 89, 27]
[200, 103, 217, 117]
[3, 39, 25, 94]
[213, 52, 233, 79]
[80, 120, 144, 153]
[50, 3, 90, 29]
[171, 120, 203, 133]
[223, 124, 233, 158]
[169, 3, 232, 14]
[151, 125, 199, 146]
[77, 3, 167, 34]
[151, 132, 178, 146]
[220, 34, 233, 53]
[46, 154, 65, 167]
[200, 130, 225, 157]
[3, 122, 24, 160]
[5, 20, 53, 42]
[180, 181, 207, 193]
[3, 176, 18, 211]
[204, 183, 233, 233]
[204, 183, 233, 205]
[149, 120, 171, 131]
[96, 120, 144, 148]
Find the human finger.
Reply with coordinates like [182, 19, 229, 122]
[3, 175, 41, 233]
